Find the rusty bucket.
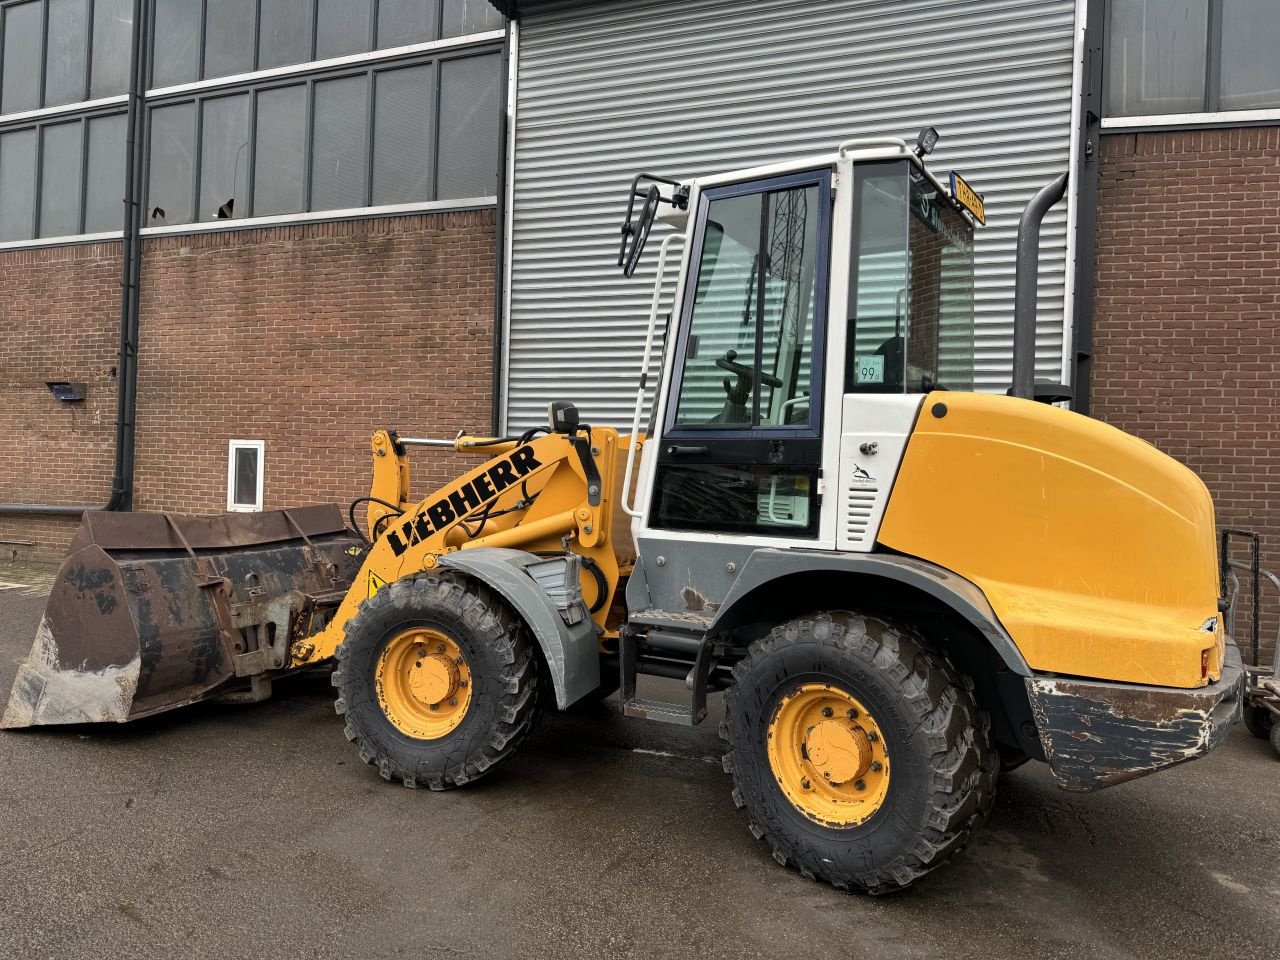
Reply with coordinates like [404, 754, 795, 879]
[2, 504, 364, 728]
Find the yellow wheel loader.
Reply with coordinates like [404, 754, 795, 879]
[4, 135, 1244, 894]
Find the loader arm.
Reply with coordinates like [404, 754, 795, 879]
[293, 427, 625, 666]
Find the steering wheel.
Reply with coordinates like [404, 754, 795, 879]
[715, 349, 783, 388]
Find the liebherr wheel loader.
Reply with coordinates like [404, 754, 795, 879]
[4, 135, 1244, 893]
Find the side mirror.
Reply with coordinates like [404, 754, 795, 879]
[617, 173, 689, 278]
[619, 184, 660, 278]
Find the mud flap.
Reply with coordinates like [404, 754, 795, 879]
[2, 505, 365, 728]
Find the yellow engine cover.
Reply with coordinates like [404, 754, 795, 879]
[877, 393, 1221, 689]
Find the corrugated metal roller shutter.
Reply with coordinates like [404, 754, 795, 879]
[506, 0, 1078, 430]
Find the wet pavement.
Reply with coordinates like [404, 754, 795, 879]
[0, 562, 1277, 959]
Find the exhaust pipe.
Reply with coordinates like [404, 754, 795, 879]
[1012, 171, 1069, 401]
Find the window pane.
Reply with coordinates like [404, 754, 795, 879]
[442, 0, 503, 38]
[84, 112, 127, 231]
[0, 129, 37, 241]
[1220, 0, 1280, 110]
[199, 94, 250, 221]
[45, 0, 90, 107]
[2, 2, 42, 114]
[1106, 0, 1208, 116]
[259, 0, 313, 69]
[310, 74, 368, 211]
[152, 0, 200, 88]
[316, 0, 372, 58]
[90, 0, 134, 99]
[253, 84, 305, 215]
[674, 191, 762, 427]
[373, 65, 432, 204]
[848, 163, 908, 392]
[39, 121, 83, 236]
[204, 0, 256, 79]
[233, 447, 258, 506]
[147, 102, 195, 225]
[377, 0, 434, 48]
[437, 54, 500, 199]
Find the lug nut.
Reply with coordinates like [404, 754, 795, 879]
[823, 771, 831, 780]
[847, 708, 859, 719]
[415, 661, 422, 668]
[854, 779, 866, 791]
[459, 679, 468, 687]
[867, 731, 879, 743]
[436, 643, 446, 653]
[448, 697, 457, 707]
[801, 779, 811, 790]
[821, 707, 833, 718]
[870, 761, 882, 772]
[428, 704, 438, 711]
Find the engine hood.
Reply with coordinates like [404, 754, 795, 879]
[877, 392, 1222, 688]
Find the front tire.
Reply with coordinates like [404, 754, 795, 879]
[333, 573, 540, 789]
[722, 611, 997, 894]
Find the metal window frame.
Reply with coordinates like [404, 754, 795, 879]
[1103, 0, 1280, 124]
[661, 167, 834, 442]
[226, 439, 265, 512]
[143, 39, 500, 229]
[0, 5, 503, 247]
[0, 98, 125, 242]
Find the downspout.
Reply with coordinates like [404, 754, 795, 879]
[1011, 171, 1069, 400]
[491, 18, 513, 435]
[0, 0, 147, 517]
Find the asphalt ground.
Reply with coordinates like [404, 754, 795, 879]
[0, 563, 1277, 960]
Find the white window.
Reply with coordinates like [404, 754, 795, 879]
[226, 440, 264, 512]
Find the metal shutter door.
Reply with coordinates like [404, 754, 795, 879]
[505, 0, 1078, 430]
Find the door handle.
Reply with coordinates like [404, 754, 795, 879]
[665, 445, 708, 456]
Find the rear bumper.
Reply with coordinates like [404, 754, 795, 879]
[1025, 639, 1244, 792]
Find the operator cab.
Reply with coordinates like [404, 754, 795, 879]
[619, 130, 980, 546]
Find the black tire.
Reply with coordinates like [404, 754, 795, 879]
[332, 573, 540, 790]
[721, 611, 997, 894]
[1270, 715, 1280, 759]
[1244, 702, 1275, 740]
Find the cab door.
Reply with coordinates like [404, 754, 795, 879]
[634, 168, 833, 609]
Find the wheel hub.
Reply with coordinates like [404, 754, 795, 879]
[409, 654, 460, 707]
[805, 719, 871, 786]
[374, 628, 472, 739]
[767, 683, 891, 827]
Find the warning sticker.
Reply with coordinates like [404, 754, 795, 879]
[368, 570, 388, 599]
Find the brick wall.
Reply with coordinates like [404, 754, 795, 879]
[1093, 128, 1280, 660]
[0, 241, 121, 560]
[0, 209, 496, 563]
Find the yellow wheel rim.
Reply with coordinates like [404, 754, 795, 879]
[374, 628, 473, 739]
[766, 683, 890, 827]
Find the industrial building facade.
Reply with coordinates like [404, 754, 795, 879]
[1, 0, 1277, 636]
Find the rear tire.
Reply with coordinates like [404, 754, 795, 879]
[722, 611, 997, 894]
[333, 573, 540, 790]
[1244, 702, 1275, 740]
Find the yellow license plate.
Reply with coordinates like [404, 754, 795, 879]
[950, 172, 986, 225]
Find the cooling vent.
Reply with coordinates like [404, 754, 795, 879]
[845, 485, 879, 543]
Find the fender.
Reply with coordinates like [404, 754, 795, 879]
[438, 547, 601, 708]
[709, 548, 1032, 677]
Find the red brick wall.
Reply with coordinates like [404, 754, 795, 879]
[0, 210, 496, 562]
[1093, 128, 1280, 660]
[0, 241, 121, 560]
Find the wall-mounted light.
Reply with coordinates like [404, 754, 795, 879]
[46, 382, 86, 402]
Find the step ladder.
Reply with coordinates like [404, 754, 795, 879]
[620, 610, 717, 725]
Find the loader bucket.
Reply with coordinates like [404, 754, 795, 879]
[2, 505, 364, 728]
